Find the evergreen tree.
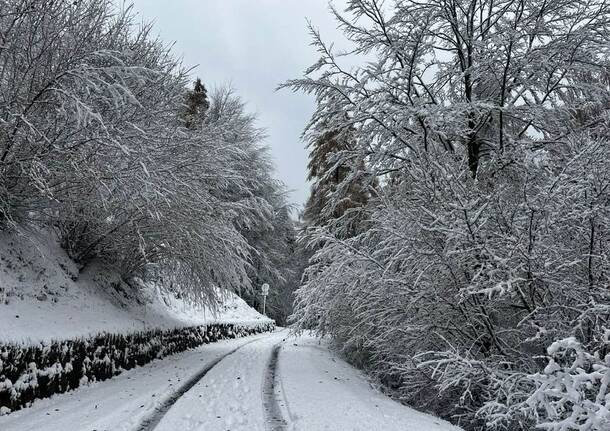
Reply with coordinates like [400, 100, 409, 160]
[184, 78, 209, 129]
[303, 126, 369, 232]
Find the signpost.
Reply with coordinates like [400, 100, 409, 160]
[261, 283, 269, 316]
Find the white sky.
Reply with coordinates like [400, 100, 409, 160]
[130, 0, 348, 208]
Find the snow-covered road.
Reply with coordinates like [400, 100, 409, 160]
[0, 331, 461, 431]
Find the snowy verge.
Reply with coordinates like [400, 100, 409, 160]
[0, 228, 275, 415]
[277, 333, 463, 430]
[0, 228, 269, 344]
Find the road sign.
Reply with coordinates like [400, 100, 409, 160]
[261, 283, 269, 315]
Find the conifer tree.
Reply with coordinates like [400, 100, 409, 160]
[184, 78, 209, 129]
[303, 126, 369, 233]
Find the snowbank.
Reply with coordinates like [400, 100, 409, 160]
[0, 229, 269, 344]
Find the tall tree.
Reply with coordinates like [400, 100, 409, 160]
[283, 0, 610, 179]
[0, 0, 291, 310]
[286, 1, 610, 429]
[303, 125, 370, 235]
[184, 78, 210, 129]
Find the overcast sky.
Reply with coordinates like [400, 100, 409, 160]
[130, 0, 348, 208]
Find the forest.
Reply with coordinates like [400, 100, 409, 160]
[2, 0, 610, 429]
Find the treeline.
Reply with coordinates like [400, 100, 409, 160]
[0, 0, 299, 314]
[286, 1, 610, 430]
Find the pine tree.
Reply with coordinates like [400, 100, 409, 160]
[303, 127, 369, 232]
[184, 78, 209, 129]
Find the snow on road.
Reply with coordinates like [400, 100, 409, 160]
[0, 335, 266, 431]
[277, 334, 462, 431]
[138, 331, 460, 431]
[153, 330, 288, 431]
[1, 331, 462, 431]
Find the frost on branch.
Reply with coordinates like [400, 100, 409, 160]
[522, 337, 610, 431]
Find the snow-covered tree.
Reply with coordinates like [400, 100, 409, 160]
[286, 1, 610, 429]
[0, 0, 295, 308]
[183, 78, 210, 128]
[303, 126, 370, 232]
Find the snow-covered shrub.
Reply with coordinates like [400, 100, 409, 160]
[0, 320, 274, 414]
[480, 337, 610, 431]
[526, 337, 610, 430]
[293, 135, 610, 429]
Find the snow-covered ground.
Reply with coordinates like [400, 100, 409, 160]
[0, 335, 266, 431]
[157, 331, 461, 431]
[0, 331, 461, 431]
[0, 230, 460, 430]
[0, 229, 267, 344]
[277, 334, 461, 431]
[153, 331, 290, 430]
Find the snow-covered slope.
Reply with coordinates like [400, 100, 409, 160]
[0, 229, 267, 344]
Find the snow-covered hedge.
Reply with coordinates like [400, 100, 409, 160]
[0, 320, 274, 414]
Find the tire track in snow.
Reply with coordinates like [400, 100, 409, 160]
[263, 341, 288, 431]
[135, 335, 264, 431]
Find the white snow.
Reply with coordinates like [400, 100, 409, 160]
[277, 333, 462, 431]
[0, 229, 268, 344]
[155, 331, 461, 431]
[0, 229, 461, 430]
[0, 331, 462, 430]
[0, 335, 265, 431]
[154, 331, 288, 430]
